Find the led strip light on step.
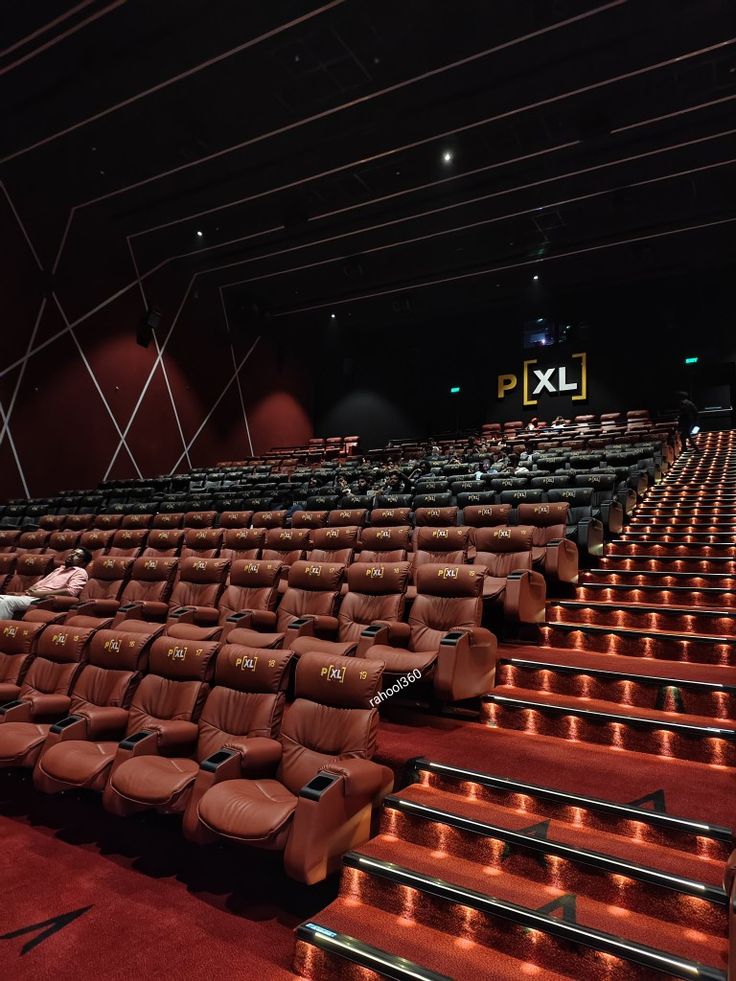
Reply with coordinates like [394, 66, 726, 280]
[296, 922, 451, 981]
[411, 759, 732, 840]
[343, 854, 726, 981]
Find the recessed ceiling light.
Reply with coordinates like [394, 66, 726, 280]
[442, 150, 453, 164]
[330, 313, 336, 319]
[196, 230, 203, 237]
[533, 274, 539, 281]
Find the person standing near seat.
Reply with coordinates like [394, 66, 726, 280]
[677, 391, 700, 452]
[0, 547, 92, 619]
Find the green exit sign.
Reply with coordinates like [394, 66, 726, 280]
[684, 357, 699, 365]
[450, 386, 461, 394]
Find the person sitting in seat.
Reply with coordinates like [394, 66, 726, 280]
[0, 547, 92, 619]
[474, 458, 495, 480]
[551, 415, 567, 429]
[380, 470, 413, 495]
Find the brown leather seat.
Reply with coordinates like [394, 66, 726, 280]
[358, 526, 411, 563]
[0, 620, 46, 703]
[93, 513, 125, 531]
[462, 504, 512, 539]
[64, 513, 95, 532]
[473, 527, 546, 627]
[328, 508, 367, 528]
[3, 554, 54, 594]
[291, 510, 329, 531]
[0, 554, 17, 591]
[291, 561, 411, 659]
[370, 507, 412, 527]
[121, 513, 155, 529]
[27, 556, 135, 625]
[0, 530, 21, 553]
[38, 516, 65, 532]
[151, 512, 185, 530]
[180, 527, 223, 559]
[362, 563, 497, 702]
[308, 526, 359, 565]
[252, 510, 288, 530]
[47, 530, 81, 565]
[218, 510, 255, 530]
[186, 652, 393, 884]
[0, 624, 95, 768]
[414, 506, 458, 527]
[110, 556, 179, 624]
[142, 528, 185, 557]
[184, 511, 217, 530]
[17, 529, 50, 555]
[517, 502, 579, 587]
[36, 634, 218, 795]
[79, 529, 115, 561]
[103, 646, 293, 817]
[227, 560, 344, 650]
[108, 528, 149, 556]
[261, 527, 310, 575]
[219, 527, 265, 562]
[33, 625, 159, 790]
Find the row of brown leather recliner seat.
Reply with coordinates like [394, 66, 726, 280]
[0, 618, 392, 884]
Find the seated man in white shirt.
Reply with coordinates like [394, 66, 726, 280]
[0, 547, 91, 620]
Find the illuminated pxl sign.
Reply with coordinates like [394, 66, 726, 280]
[497, 352, 588, 406]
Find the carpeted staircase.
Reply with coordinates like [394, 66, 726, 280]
[296, 431, 735, 980]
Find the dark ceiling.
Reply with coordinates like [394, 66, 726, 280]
[2, 0, 735, 333]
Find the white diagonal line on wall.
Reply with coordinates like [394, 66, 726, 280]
[170, 336, 260, 472]
[0, 297, 46, 450]
[0, 399, 30, 498]
[0, 181, 43, 270]
[103, 275, 195, 479]
[219, 287, 254, 456]
[52, 293, 143, 478]
[127, 236, 191, 469]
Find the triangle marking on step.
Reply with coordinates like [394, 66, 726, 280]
[535, 893, 578, 924]
[502, 820, 551, 866]
[627, 789, 667, 813]
[0, 905, 94, 956]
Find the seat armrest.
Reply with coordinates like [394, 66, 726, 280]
[373, 619, 411, 643]
[27, 692, 71, 720]
[223, 735, 282, 775]
[544, 539, 579, 587]
[167, 606, 196, 623]
[319, 758, 388, 799]
[73, 598, 121, 617]
[149, 719, 199, 752]
[503, 569, 546, 628]
[0, 699, 32, 723]
[599, 499, 624, 536]
[434, 626, 497, 702]
[79, 705, 129, 739]
[182, 747, 250, 846]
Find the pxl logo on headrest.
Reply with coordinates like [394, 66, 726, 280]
[103, 559, 114, 568]
[279, 531, 293, 541]
[376, 529, 391, 539]
[478, 507, 493, 516]
[339, 511, 352, 519]
[235, 654, 258, 671]
[2, 625, 18, 638]
[167, 646, 188, 661]
[104, 637, 122, 653]
[326, 529, 339, 538]
[192, 560, 208, 571]
[437, 567, 458, 579]
[496, 528, 511, 539]
[535, 505, 550, 514]
[243, 562, 260, 573]
[305, 565, 322, 576]
[365, 567, 384, 578]
[432, 528, 449, 538]
[321, 664, 346, 683]
[144, 560, 158, 569]
[196, 531, 207, 540]
[52, 633, 68, 645]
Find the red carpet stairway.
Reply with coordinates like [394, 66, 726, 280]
[295, 430, 735, 981]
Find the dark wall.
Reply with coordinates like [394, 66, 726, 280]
[0, 197, 313, 501]
[314, 272, 735, 446]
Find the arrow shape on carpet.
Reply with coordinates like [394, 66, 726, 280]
[502, 819, 550, 867]
[1, 905, 93, 955]
[627, 789, 667, 812]
[536, 893, 578, 924]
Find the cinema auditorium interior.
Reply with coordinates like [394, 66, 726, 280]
[2, 3, 736, 980]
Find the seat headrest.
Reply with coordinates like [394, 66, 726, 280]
[184, 528, 223, 545]
[216, 645, 293, 693]
[16, 554, 54, 576]
[121, 513, 154, 528]
[474, 526, 533, 553]
[149, 636, 219, 680]
[294, 652, 383, 708]
[36, 625, 95, 662]
[582, 473, 615, 488]
[87, 628, 154, 671]
[148, 529, 185, 547]
[252, 511, 288, 528]
[287, 560, 345, 590]
[90, 556, 135, 581]
[548, 487, 592, 505]
[347, 561, 411, 594]
[185, 511, 217, 528]
[371, 508, 412, 526]
[265, 527, 311, 548]
[229, 559, 283, 587]
[114, 529, 148, 545]
[179, 557, 230, 583]
[0, 554, 16, 573]
[219, 511, 254, 528]
[291, 510, 328, 529]
[416, 526, 470, 551]
[19, 530, 48, 547]
[312, 526, 360, 549]
[414, 506, 458, 527]
[329, 508, 367, 527]
[0, 619, 45, 655]
[222, 527, 266, 547]
[499, 489, 544, 505]
[462, 504, 511, 527]
[359, 526, 412, 550]
[153, 513, 184, 528]
[80, 530, 114, 548]
[131, 556, 179, 581]
[416, 563, 484, 598]
[0, 530, 20, 546]
[517, 502, 569, 526]
[49, 531, 81, 548]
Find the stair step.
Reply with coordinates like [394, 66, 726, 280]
[407, 758, 733, 849]
[586, 567, 736, 585]
[577, 581, 736, 607]
[485, 688, 736, 764]
[343, 845, 727, 980]
[541, 621, 736, 665]
[546, 599, 736, 634]
[383, 788, 727, 905]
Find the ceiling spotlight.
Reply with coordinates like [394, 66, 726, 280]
[196, 230, 203, 238]
[442, 150, 453, 164]
[533, 274, 539, 281]
[330, 312, 336, 319]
